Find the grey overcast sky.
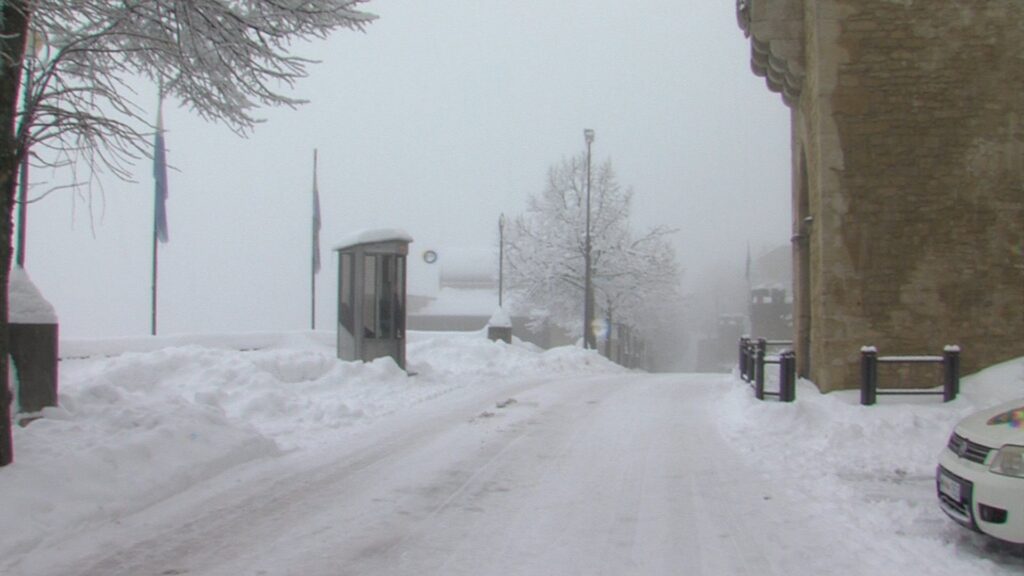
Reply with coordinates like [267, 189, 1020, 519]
[24, 0, 791, 339]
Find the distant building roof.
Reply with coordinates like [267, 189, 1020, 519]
[750, 244, 791, 288]
[406, 247, 501, 317]
[417, 287, 499, 317]
[438, 248, 494, 289]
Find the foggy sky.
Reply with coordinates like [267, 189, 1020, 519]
[24, 0, 790, 339]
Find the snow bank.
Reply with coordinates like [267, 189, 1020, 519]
[0, 330, 622, 561]
[714, 356, 1024, 567]
[407, 329, 623, 384]
[717, 357, 1024, 482]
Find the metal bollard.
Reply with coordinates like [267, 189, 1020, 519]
[779, 350, 796, 402]
[746, 340, 756, 383]
[943, 345, 961, 402]
[748, 343, 756, 382]
[754, 339, 766, 400]
[860, 346, 878, 406]
[739, 336, 750, 380]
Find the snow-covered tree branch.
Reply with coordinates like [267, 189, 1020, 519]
[0, 0, 375, 466]
[18, 0, 374, 184]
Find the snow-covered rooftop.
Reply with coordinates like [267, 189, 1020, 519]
[333, 228, 413, 251]
[488, 307, 512, 328]
[416, 287, 500, 317]
[9, 266, 57, 324]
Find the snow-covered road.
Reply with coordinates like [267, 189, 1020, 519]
[4, 332, 1023, 576]
[17, 373, 801, 576]
[3, 372, 967, 576]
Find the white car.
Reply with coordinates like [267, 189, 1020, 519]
[937, 398, 1024, 543]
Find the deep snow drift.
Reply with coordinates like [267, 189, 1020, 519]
[2, 330, 623, 561]
[1, 329, 1022, 574]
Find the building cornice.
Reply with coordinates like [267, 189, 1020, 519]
[737, 0, 805, 107]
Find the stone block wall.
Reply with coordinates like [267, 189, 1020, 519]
[743, 0, 1024, 391]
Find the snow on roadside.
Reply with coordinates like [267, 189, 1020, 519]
[713, 357, 1024, 573]
[408, 329, 626, 384]
[716, 357, 1024, 482]
[1, 330, 622, 561]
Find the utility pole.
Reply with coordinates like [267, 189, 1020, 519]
[583, 128, 595, 349]
[498, 213, 506, 308]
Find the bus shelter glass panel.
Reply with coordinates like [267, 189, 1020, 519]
[340, 253, 354, 333]
[395, 256, 405, 337]
[363, 254, 377, 337]
[379, 255, 405, 339]
[362, 254, 405, 340]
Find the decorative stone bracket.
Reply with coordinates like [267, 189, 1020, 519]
[737, 0, 805, 107]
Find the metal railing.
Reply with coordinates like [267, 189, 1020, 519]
[738, 337, 796, 402]
[860, 345, 960, 405]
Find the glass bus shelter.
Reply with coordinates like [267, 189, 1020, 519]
[335, 230, 412, 369]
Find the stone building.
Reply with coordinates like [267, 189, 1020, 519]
[737, 1, 1023, 392]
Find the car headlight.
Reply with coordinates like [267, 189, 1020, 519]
[990, 445, 1024, 478]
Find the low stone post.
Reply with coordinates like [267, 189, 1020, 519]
[754, 339, 767, 400]
[8, 268, 59, 420]
[9, 322, 58, 415]
[779, 350, 796, 402]
[487, 307, 512, 344]
[739, 336, 750, 381]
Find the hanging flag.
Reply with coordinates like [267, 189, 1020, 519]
[153, 102, 169, 243]
[312, 149, 321, 273]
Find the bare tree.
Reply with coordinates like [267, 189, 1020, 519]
[0, 0, 375, 466]
[505, 154, 680, 350]
[592, 228, 681, 357]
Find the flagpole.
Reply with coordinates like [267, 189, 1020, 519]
[151, 86, 170, 335]
[311, 149, 319, 331]
[151, 207, 159, 335]
[151, 94, 162, 336]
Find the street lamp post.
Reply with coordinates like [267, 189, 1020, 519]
[583, 128, 595, 349]
[498, 213, 506, 308]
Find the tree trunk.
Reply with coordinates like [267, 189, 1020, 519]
[604, 305, 613, 359]
[0, 1, 31, 466]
